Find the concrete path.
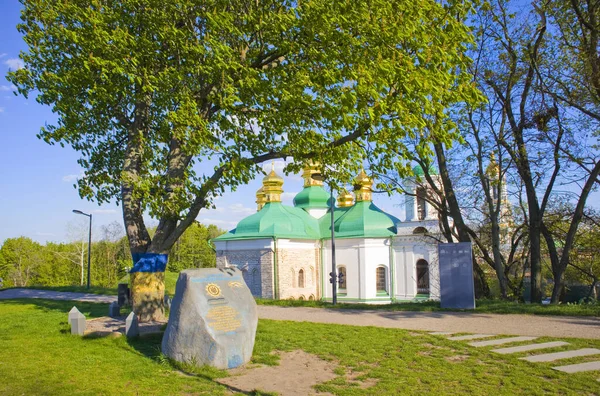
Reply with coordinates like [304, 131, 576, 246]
[2, 289, 599, 340]
[0, 288, 117, 304]
[257, 306, 600, 340]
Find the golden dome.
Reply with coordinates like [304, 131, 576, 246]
[337, 190, 354, 207]
[262, 162, 284, 203]
[256, 186, 266, 211]
[301, 161, 323, 187]
[353, 169, 373, 202]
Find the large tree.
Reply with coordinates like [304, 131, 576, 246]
[9, 0, 480, 320]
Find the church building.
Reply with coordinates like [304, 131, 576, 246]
[213, 164, 442, 303]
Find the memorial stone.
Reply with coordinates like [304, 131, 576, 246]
[162, 268, 258, 370]
[125, 312, 139, 338]
[108, 302, 120, 318]
[70, 311, 86, 336]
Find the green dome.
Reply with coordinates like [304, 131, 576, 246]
[412, 165, 438, 176]
[319, 206, 351, 236]
[214, 202, 321, 241]
[293, 186, 332, 209]
[333, 201, 399, 238]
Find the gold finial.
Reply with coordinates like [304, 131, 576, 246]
[256, 186, 266, 211]
[353, 169, 373, 202]
[486, 152, 499, 177]
[262, 164, 284, 203]
[302, 161, 323, 187]
[337, 190, 354, 207]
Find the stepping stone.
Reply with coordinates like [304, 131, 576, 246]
[448, 334, 494, 341]
[469, 336, 537, 347]
[493, 341, 570, 355]
[553, 361, 600, 373]
[523, 348, 600, 362]
[430, 332, 455, 336]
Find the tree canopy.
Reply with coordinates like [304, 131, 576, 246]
[9, 0, 481, 255]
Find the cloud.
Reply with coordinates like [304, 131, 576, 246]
[281, 192, 299, 202]
[0, 85, 16, 92]
[0, 53, 6, 58]
[92, 209, 117, 215]
[62, 170, 85, 182]
[226, 203, 254, 215]
[0, 108, 4, 113]
[199, 218, 238, 229]
[4, 58, 24, 70]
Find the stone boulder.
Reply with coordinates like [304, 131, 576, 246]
[161, 268, 258, 369]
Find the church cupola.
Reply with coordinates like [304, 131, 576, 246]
[256, 186, 266, 211]
[293, 161, 331, 219]
[353, 170, 373, 202]
[337, 190, 354, 207]
[262, 163, 284, 203]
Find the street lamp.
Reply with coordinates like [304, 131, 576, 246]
[313, 172, 338, 305]
[72, 210, 92, 289]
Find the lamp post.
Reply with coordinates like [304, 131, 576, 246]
[314, 171, 337, 305]
[72, 210, 92, 289]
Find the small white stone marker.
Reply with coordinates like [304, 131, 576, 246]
[68, 306, 80, 322]
[553, 361, 600, 373]
[523, 348, 600, 362]
[429, 332, 455, 336]
[493, 341, 569, 355]
[448, 334, 494, 341]
[469, 336, 537, 347]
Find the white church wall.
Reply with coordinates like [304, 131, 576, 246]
[276, 239, 320, 301]
[393, 235, 440, 301]
[361, 239, 392, 301]
[321, 239, 361, 300]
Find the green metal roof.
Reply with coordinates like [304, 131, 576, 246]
[319, 207, 351, 236]
[413, 165, 438, 176]
[333, 201, 399, 238]
[293, 186, 332, 209]
[214, 202, 321, 241]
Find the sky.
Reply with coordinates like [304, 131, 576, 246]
[0, 2, 406, 245]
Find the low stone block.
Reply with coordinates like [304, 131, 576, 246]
[553, 360, 600, 373]
[523, 348, 600, 362]
[162, 268, 258, 370]
[448, 334, 493, 341]
[493, 341, 569, 355]
[70, 311, 86, 336]
[125, 312, 139, 338]
[108, 302, 120, 318]
[468, 336, 537, 347]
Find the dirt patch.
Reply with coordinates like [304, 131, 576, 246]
[217, 350, 337, 396]
[346, 370, 379, 389]
[445, 355, 469, 363]
[85, 316, 166, 337]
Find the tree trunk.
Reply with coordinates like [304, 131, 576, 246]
[433, 141, 490, 298]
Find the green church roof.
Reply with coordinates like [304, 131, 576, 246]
[333, 201, 399, 238]
[413, 165, 438, 177]
[293, 186, 332, 209]
[214, 202, 321, 241]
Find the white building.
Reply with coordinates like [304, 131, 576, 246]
[214, 164, 441, 303]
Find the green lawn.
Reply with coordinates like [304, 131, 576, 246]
[0, 299, 599, 395]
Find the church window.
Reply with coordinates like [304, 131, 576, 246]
[417, 259, 430, 294]
[338, 266, 347, 290]
[298, 269, 305, 288]
[298, 295, 305, 300]
[309, 294, 315, 301]
[376, 266, 387, 293]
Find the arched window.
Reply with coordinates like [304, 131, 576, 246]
[412, 226, 427, 235]
[298, 269, 305, 288]
[309, 294, 315, 301]
[417, 259, 430, 294]
[376, 266, 387, 293]
[338, 266, 347, 290]
[416, 186, 427, 220]
[298, 295, 305, 301]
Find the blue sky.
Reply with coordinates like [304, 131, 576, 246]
[0, 2, 405, 245]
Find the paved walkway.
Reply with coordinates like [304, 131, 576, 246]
[257, 306, 600, 340]
[1, 289, 599, 339]
[0, 288, 117, 304]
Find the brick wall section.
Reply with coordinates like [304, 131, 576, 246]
[277, 248, 321, 300]
[216, 249, 274, 298]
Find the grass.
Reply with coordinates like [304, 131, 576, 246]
[1, 299, 599, 395]
[256, 297, 600, 317]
